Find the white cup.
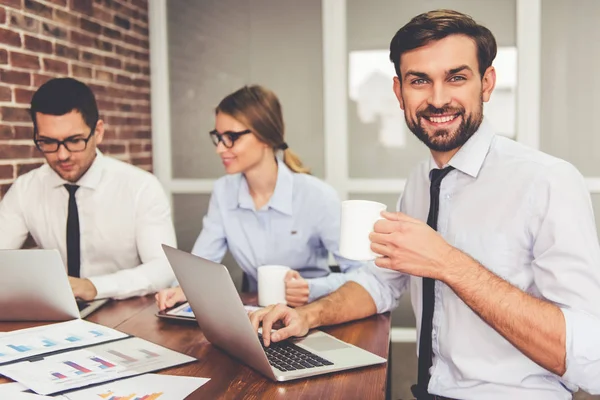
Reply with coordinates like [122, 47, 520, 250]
[257, 265, 291, 307]
[339, 200, 387, 261]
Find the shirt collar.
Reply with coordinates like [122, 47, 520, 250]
[48, 150, 105, 190]
[231, 158, 294, 215]
[428, 118, 495, 178]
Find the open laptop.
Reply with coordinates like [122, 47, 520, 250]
[0, 249, 108, 321]
[162, 245, 386, 381]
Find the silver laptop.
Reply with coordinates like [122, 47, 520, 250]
[0, 249, 108, 321]
[162, 245, 387, 381]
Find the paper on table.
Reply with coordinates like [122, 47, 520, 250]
[0, 319, 128, 364]
[0, 382, 67, 399]
[0, 337, 195, 395]
[10, 393, 65, 399]
[63, 373, 210, 400]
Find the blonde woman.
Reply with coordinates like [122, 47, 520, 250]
[156, 85, 362, 310]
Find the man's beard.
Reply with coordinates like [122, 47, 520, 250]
[405, 99, 483, 152]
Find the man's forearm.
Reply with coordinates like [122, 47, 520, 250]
[444, 249, 566, 375]
[300, 281, 377, 329]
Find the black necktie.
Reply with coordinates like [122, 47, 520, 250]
[65, 184, 81, 278]
[412, 166, 455, 400]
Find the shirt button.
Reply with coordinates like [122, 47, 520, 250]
[444, 194, 451, 200]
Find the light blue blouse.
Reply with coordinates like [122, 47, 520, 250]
[191, 159, 363, 301]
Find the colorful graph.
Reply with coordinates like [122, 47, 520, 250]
[90, 356, 116, 369]
[64, 361, 92, 375]
[7, 344, 30, 352]
[90, 330, 105, 337]
[65, 336, 81, 343]
[51, 372, 67, 380]
[42, 339, 57, 347]
[139, 349, 159, 358]
[98, 391, 164, 400]
[107, 350, 137, 364]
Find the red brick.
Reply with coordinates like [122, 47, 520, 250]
[94, 69, 113, 82]
[91, 6, 111, 24]
[0, 124, 13, 139]
[54, 9, 79, 27]
[71, 31, 94, 47]
[1, 106, 31, 122]
[0, 0, 22, 9]
[0, 144, 34, 159]
[0, 183, 12, 198]
[43, 58, 69, 74]
[132, 23, 148, 36]
[24, 0, 53, 19]
[132, 104, 150, 114]
[0, 164, 14, 179]
[15, 88, 35, 104]
[9, 10, 41, 33]
[98, 142, 126, 154]
[33, 73, 53, 87]
[0, 7, 5, 24]
[0, 27, 22, 47]
[102, 26, 121, 40]
[104, 56, 121, 69]
[124, 62, 140, 73]
[115, 74, 132, 86]
[14, 125, 34, 139]
[94, 38, 113, 52]
[131, 0, 147, 9]
[24, 35, 53, 54]
[81, 51, 102, 65]
[119, 129, 150, 139]
[113, 15, 130, 30]
[129, 141, 151, 153]
[10, 51, 40, 69]
[0, 70, 31, 86]
[17, 162, 43, 176]
[70, 0, 93, 15]
[55, 43, 79, 60]
[115, 45, 133, 58]
[0, 49, 7, 64]
[42, 22, 68, 40]
[131, 155, 151, 165]
[115, 102, 132, 112]
[0, 86, 11, 101]
[80, 18, 101, 34]
[72, 64, 92, 78]
[48, 0, 68, 6]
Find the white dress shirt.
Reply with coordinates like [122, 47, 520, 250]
[0, 152, 177, 299]
[350, 120, 600, 399]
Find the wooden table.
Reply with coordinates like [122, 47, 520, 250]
[0, 294, 391, 399]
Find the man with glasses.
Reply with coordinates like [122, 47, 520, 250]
[0, 77, 177, 301]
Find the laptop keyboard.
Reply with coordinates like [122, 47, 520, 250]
[258, 333, 334, 372]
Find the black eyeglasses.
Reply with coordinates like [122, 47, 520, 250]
[34, 124, 97, 154]
[209, 129, 251, 148]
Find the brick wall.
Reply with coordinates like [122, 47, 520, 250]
[0, 0, 152, 199]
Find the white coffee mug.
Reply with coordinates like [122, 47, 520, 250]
[257, 265, 291, 307]
[339, 200, 387, 261]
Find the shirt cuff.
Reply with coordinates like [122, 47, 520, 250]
[560, 307, 600, 393]
[87, 275, 120, 299]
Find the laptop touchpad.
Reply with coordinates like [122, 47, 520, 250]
[300, 335, 350, 352]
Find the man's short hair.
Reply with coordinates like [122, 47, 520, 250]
[30, 77, 99, 132]
[389, 9, 497, 79]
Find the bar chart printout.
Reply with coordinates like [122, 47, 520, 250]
[0, 319, 128, 364]
[97, 390, 164, 399]
[62, 374, 210, 400]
